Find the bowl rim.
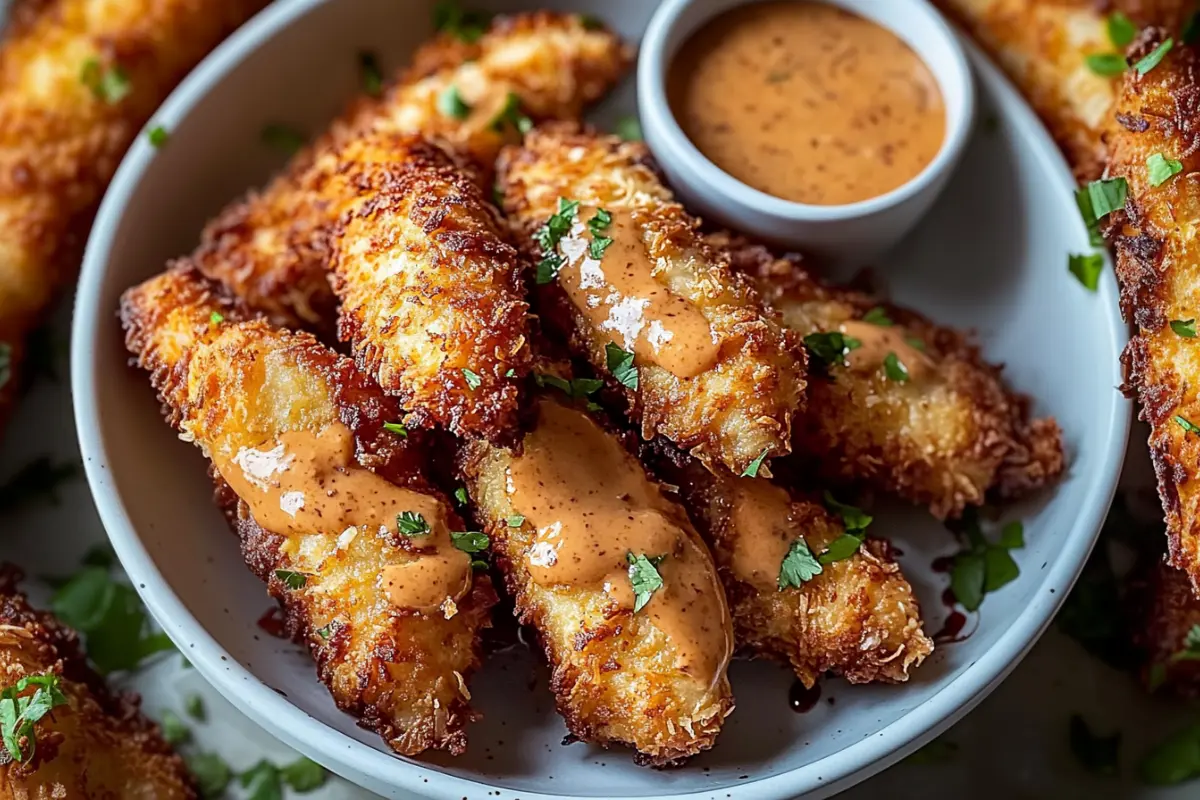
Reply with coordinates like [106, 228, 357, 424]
[637, 0, 976, 222]
[71, 1, 1131, 798]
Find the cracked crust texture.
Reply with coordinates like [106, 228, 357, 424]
[1106, 31, 1200, 593]
[457, 393, 734, 766]
[934, 0, 1191, 181]
[119, 267, 496, 756]
[0, 567, 194, 798]
[643, 442, 932, 687]
[717, 232, 1063, 519]
[329, 134, 530, 443]
[497, 125, 806, 476]
[0, 0, 265, 441]
[191, 11, 630, 333]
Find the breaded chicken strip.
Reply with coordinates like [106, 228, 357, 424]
[458, 389, 734, 766]
[643, 443, 932, 686]
[120, 267, 496, 756]
[1137, 560, 1200, 696]
[0, 0, 265, 440]
[1106, 32, 1200, 592]
[193, 11, 630, 332]
[933, 0, 1191, 180]
[718, 233, 1063, 519]
[498, 125, 806, 476]
[328, 134, 530, 442]
[0, 568, 194, 798]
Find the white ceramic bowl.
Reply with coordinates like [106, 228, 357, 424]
[72, 1, 1129, 799]
[638, 0, 975, 269]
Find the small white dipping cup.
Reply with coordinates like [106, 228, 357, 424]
[638, 0, 975, 270]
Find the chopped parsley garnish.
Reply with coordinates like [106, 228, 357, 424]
[0, 674, 69, 763]
[489, 91, 533, 134]
[587, 208, 614, 259]
[505, 368, 516, 378]
[160, 709, 190, 745]
[1135, 38, 1174, 75]
[948, 514, 1024, 612]
[438, 84, 472, 119]
[1169, 624, 1200, 662]
[209, 311, 225, 324]
[1069, 715, 1121, 775]
[606, 342, 638, 389]
[1074, 186, 1105, 247]
[239, 760, 283, 800]
[506, 515, 525, 527]
[187, 752, 232, 797]
[147, 125, 169, 147]
[803, 331, 861, 367]
[778, 538, 822, 589]
[615, 115, 642, 141]
[823, 491, 873, 534]
[818, 533, 866, 565]
[396, 511, 431, 536]
[0, 457, 77, 515]
[627, 552, 665, 613]
[432, 0, 491, 43]
[534, 372, 602, 400]
[0, 342, 10, 389]
[280, 756, 327, 792]
[1085, 53, 1128, 77]
[274, 570, 307, 590]
[1108, 12, 1138, 48]
[534, 198, 580, 283]
[1175, 414, 1200, 435]
[1171, 318, 1197, 338]
[451, 531, 489, 553]
[359, 51, 383, 96]
[261, 124, 305, 155]
[81, 58, 131, 103]
[1140, 722, 1200, 785]
[185, 693, 205, 721]
[1085, 177, 1128, 220]
[1148, 153, 1184, 186]
[740, 449, 769, 478]
[382, 421, 407, 437]
[905, 336, 926, 352]
[536, 255, 564, 284]
[454, 487, 469, 505]
[1068, 253, 1104, 291]
[883, 352, 909, 382]
[578, 12, 604, 30]
[315, 623, 334, 640]
[462, 368, 482, 390]
[861, 306, 893, 326]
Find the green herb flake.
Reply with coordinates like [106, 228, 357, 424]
[359, 51, 384, 97]
[451, 531, 490, 554]
[823, 491, 872, 533]
[462, 368, 482, 390]
[160, 709, 190, 746]
[536, 254, 564, 284]
[998, 520, 1025, 549]
[187, 752, 232, 797]
[274, 570, 307, 591]
[1069, 253, 1104, 291]
[396, 511, 431, 537]
[803, 331, 861, 367]
[80, 58, 131, 103]
[1070, 714, 1121, 775]
[281, 756, 328, 792]
[382, 421, 407, 437]
[454, 486, 469, 505]
[239, 759, 283, 800]
[506, 515, 525, 527]
[184, 693, 206, 721]
[950, 551, 986, 612]
[147, 125, 169, 147]
[1087, 177, 1128, 220]
[261, 124, 305, 155]
[1085, 52, 1129, 77]
[489, 91, 533, 134]
[905, 336, 927, 352]
[862, 306, 893, 326]
[587, 207, 614, 259]
[209, 311, 225, 324]
[627, 552, 665, 612]
[740, 449, 769, 478]
[883, 352, 910, 382]
[615, 115, 642, 141]
[948, 514, 1025, 611]
[577, 12, 604, 30]
[51, 565, 173, 673]
[817, 533, 865, 565]
[432, 0, 491, 43]
[438, 84, 472, 120]
[778, 538, 822, 589]
[1170, 624, 1200, 662]
[534, 372, 602, 401]
[1148, 153, 1185, 186]
[0, 457, 78, 516]
[1175, 415, 1200, 435]
[0, 674, 69, 763]
[1135, 38, 1175, 76]
[1139, 722, 1200, 785]
[1075, 186, 1105, 247]
[1172, 319, 1198, 338]
[1108, 12, 1138, 47]
[606, 342, 638, 390]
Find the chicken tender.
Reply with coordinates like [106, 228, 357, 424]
[643, 443, 932, 686]
[717, 232, 1063, 519]
[0, 0, 265, 440]
[458, 389, 734, 766]
[193, 11, 630, 332]
[1137, 560, 1200, 695]
[1105, 31, 1200, 592]
[0, 568, 194, 798]
[933, 0, 1191, 180]
[120, 267, 495, 756]
[329, 134, 530, 442]
[497, 125, 806, 476]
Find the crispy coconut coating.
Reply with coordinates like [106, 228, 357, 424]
[0, 568, 194, 798]
[1105, 31, 1200, 593]
[458, 392, 734, 766]
[933, 0, 1192, 180]
[497, 125, 806, 476]
[717, 232, 1063, 519]
[192, 11, 630, 332]
[643, 442, 932, 687]
[119, 267, 495, 756]
[0, 0, 265, 440]
[329, 134, 530, 442]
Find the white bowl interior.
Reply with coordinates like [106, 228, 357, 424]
[73, 1, 1129, 798]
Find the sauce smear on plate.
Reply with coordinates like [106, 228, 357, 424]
[667, 0, 946, 205]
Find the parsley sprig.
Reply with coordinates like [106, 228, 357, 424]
[0, 674, 69, 763]
[605, 342, 638, 389]
[627, 552, 665, 612]
[535, 198, 580, 284]
[948, 513, 1024, 612]
[803, 331, 861, 367]
[397, 511, 431, 537]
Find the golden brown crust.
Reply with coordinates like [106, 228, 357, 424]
[0, 567, 195, 798]
[497, 124, 807, 476]
[717, 232, 1063, 518]
[1106, 31, 1200, 592]
[192, 11, 631, 333]
[119, 266, 496, 756]
[0, 0, 265, 440]
[330, 134, 530, 443]
[933, 0, 1192, 180]
[643, 443, 932, 686]
[1137, 560, 1200, 695]
[457, 393, 734, 766]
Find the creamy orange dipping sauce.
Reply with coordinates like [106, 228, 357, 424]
[668, 1, 946, 205]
